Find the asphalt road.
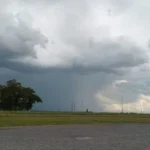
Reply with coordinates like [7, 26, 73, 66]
[1, 124, 150, 150]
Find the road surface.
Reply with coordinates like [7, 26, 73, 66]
[0, 124, 150, 150]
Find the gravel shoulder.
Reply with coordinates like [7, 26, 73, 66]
[0, 124, 150, 150]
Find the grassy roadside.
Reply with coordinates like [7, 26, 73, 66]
[0, 111, 150, 127]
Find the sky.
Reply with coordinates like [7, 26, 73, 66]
[1, 0, 150, 113]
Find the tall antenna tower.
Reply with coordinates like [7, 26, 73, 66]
[71, 99, 73, 112]
[141, 100, 144, 114]
[121, 96, 124, 113]
[127, 104, 129, 113]
[71, 99, 74, 112]
[74, 99, 75, 112]
[81, 99, 83, 111]
[71, 99, 75, 112]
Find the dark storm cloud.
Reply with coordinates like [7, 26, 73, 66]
[0, 11, 48, 71]
[0, 0, 148, 75]
[62, 36, 148, 75]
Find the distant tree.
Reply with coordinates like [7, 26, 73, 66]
[0, 79, 42, 111]
[0, 84, 5, 110]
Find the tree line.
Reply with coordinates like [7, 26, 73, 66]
[0, 79, 42, 111]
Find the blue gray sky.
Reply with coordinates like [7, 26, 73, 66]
[1, 0, 150, 113]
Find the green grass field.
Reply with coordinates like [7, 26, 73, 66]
[0, 111, 150, 127]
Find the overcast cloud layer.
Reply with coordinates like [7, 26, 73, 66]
[1, 0, 150, 112]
